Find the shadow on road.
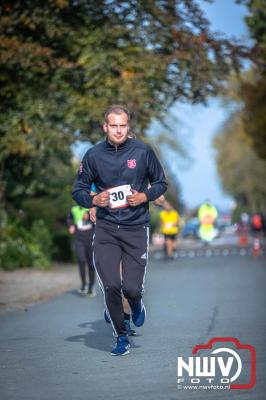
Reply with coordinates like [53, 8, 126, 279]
[65, 320, 141, 353]
[68, 289, 89, 298]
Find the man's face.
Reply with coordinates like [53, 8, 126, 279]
[103, 112, 129, 146]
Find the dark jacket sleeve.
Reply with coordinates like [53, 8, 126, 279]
[72, 151, 95, 208]
[66, 211, 74, 227]
[142, 146, 168, 201]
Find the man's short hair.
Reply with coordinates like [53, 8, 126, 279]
[104, 105, 130, 123]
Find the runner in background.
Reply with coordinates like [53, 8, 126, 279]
[160, 201, 180, 259]
[198, 200, 218, 244]
[67, 205, 96, 297]
[237, 212, 250, 246]
[250, 213, 264, 237]
[250, 213, 265, 257]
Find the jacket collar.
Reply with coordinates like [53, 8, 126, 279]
[105, 138, 130, 151]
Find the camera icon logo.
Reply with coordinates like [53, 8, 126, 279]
[177, 337, 256, 390]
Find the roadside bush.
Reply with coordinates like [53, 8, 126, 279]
[149, 204, 161, 237]
[0, 216, 52, 270]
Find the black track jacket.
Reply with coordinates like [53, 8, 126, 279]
[72, 138, 167, 226]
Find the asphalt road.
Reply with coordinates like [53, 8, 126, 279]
[0, 253, 265, 400]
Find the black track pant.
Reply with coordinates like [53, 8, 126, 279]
[93, 220, 149, 336]
[74, 229, 95, 289]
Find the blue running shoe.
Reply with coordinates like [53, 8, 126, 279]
[104, 309, 111, 324]
[124, 320, 137, 336]
[131, 300, 146, 327]
[111, 335, 130, 356]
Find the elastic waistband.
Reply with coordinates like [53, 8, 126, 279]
[96, 219, 149, 230]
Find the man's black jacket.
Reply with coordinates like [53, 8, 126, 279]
[72, 138, 167, 226]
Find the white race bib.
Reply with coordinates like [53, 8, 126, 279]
[165, 223, 173, 229]
[108, 184, 132, 209]
[76, 221, 93, 231]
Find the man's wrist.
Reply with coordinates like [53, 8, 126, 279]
[140, 192, 148, 203]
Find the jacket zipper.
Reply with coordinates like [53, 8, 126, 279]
[117, 147, 121, 224]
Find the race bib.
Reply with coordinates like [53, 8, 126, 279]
[77, 221, 93, 231]
[108, 184, 132, 209]
[165, 223, 174, 229]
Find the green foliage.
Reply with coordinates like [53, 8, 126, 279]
[149, 204, 162, 236]
[31, 219, 54, 259]
[236, 1, 266, 159]
[53, 232, 73, 262]
[241, 72, 266, 159]
[242, 0, 266, 66]
[0, 1, 247, 267]
[231, 203, 250, 223]
[147, 119, 186, 211]
[213, 111, 266, 213]
[0, 0, 246, 146]
[0, 214, 52, 270]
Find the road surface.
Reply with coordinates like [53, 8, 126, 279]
[0, 252, 265, 400]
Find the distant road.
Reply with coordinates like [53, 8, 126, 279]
[153, 230, 265, 258]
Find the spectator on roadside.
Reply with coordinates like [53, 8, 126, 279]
[250, 213, 265, 237]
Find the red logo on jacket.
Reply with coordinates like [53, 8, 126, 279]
[127, 159, 136, 169]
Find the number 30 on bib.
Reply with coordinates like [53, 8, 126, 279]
[108, 184, 132, 209]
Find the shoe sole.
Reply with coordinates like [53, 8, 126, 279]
[111, 346, 130, 356]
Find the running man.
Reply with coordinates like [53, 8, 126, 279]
[90, 191, 166, 337]
[72, 104, 167, 355]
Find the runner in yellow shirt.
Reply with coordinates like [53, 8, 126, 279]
[160, 201, 180, 259]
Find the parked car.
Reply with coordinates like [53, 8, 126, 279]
[216, 216, 231, 231]
[181, 218, 200, 239]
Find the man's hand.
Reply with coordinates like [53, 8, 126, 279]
[92, 191, 110, 207]
[127, 189, 148, 207]
[68, 225, 76, 235]
[153, 195, 165, 207]
[89, 207, 97, 223]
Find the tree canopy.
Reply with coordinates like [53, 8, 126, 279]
[0, 0, 247, 204]
[213, 110, 266, 214]
[0, 0, 248, 267]
[236, 0, 266, 159]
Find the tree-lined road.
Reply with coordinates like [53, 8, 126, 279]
[0, 253, 265, 400]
